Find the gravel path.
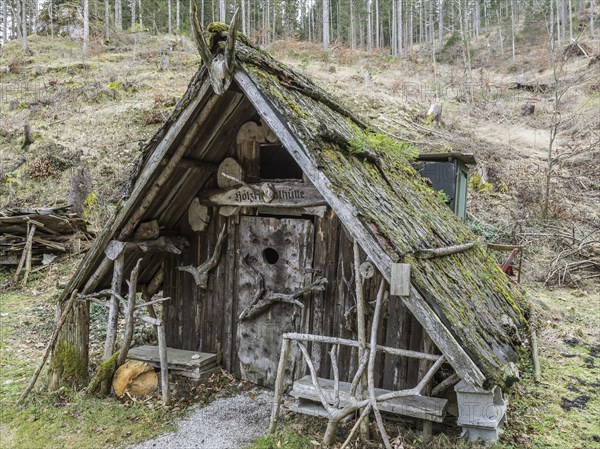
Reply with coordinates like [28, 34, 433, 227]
[130, 389, 274, 449]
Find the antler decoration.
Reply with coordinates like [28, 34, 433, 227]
[192, 2, 240, 95]
[178, 224, 227, 289]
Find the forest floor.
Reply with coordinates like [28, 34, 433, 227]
[0, 27, 599, 449]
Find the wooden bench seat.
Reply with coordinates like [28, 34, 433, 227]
[289, 375, 448, 422]
[127, 345, 219, 380]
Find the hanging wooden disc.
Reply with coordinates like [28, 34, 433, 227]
[359, 261, 375, 279]
[188, 197, 209, 232]
[217, 157, 244, 189]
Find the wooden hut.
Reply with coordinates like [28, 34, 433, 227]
[51, 22, 527, 443]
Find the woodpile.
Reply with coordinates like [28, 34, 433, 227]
[0, 206, 93, 276]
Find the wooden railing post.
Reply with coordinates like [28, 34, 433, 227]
[268, 337, 291, 434]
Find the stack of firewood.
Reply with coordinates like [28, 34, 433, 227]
[0, 206, 94, 281]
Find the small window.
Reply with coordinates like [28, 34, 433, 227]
[260, 144, 303, 180]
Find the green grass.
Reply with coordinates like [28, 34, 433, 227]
[0, 273, 177, 449]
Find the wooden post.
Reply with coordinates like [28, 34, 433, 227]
[156, 321, 169, 405]
[367, 280, 392, 449]
[531, 329, 541, 383]
[268, 337, 291, 434]
[14, 223, 36, 284]
[418, 333, 434, 440]
[353, 240, 369, 441]
[102, 253, 124, 393]
[117, 258, 143, 367]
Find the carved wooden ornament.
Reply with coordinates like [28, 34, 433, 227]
[188, 198, 209, 232]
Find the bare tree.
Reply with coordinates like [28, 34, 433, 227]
[83, 0, 89, 57]
[592, 0, 596, 39]
[511, 0, 516, 61]
[131, 0, 135, 29]
[176, 0, 180, 33]
[219, 0, 225, 22]
[438, 0, 444, 49]
[375, 0, 379, 48]
[367, 0, 373, 50]
[138, 0, 142, 29]
[115, 0, 122, 30]
[104, 0, 110, 39]
[3, 0, 8, 44]
[21, 0, 27, 51]
[397, 0, 403, 55]
[168, 0, 172, 33]
[323, 0, 329, 51]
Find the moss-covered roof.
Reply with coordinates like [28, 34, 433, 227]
[228, 31, 528, 388]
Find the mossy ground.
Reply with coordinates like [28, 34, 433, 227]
[501, 287, 600, 449]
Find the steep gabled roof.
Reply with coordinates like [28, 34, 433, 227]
[60, 28, 527, 390]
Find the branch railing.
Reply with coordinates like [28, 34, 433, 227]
[269, 332, 446, 447]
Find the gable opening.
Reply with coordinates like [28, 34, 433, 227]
[259, 143, 303, 180]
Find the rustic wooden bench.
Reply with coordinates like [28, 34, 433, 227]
[289, 375, 448, 423]
[127, 345, 219, 380]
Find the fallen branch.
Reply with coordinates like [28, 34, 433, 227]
[414, 241, 475, 259]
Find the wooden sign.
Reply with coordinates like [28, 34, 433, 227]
[199, 182, 326, 208]
[390, 263, 411, 297]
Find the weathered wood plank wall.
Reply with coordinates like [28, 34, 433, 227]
[163, 202, 425, 390]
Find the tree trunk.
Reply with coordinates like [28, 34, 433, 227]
[397, 0, 403, 55]
[49, 300, 89, 390]
[3, 0, 8, 44]
[131, 0, 136, 29]
[510, 0, 515, 61]
[591, 0, 595, 39]
[168, 0, 172, 33]
[138, 0, 143, 29]
[438, 0, 443, 49]
[556, 0, 561, 47]
[21, 0, 27, 51]
[568, 0, 573, 41]
[83, 0, 89, 57]
[219, 0, 225, 22]
[322, 0, 329, 51]
[375, 0, 379, 48]
[350, 0, 356, 49]
[115, 0, 122, 30]
[367, 0, 372, 50]
[104, 0, 110, 39]
[176, 0, 180, 33]
[241, 0, 246, 34]
[496, 6, 504, 54]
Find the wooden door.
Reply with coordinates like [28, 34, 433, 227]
[236, 216, 315, 387]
